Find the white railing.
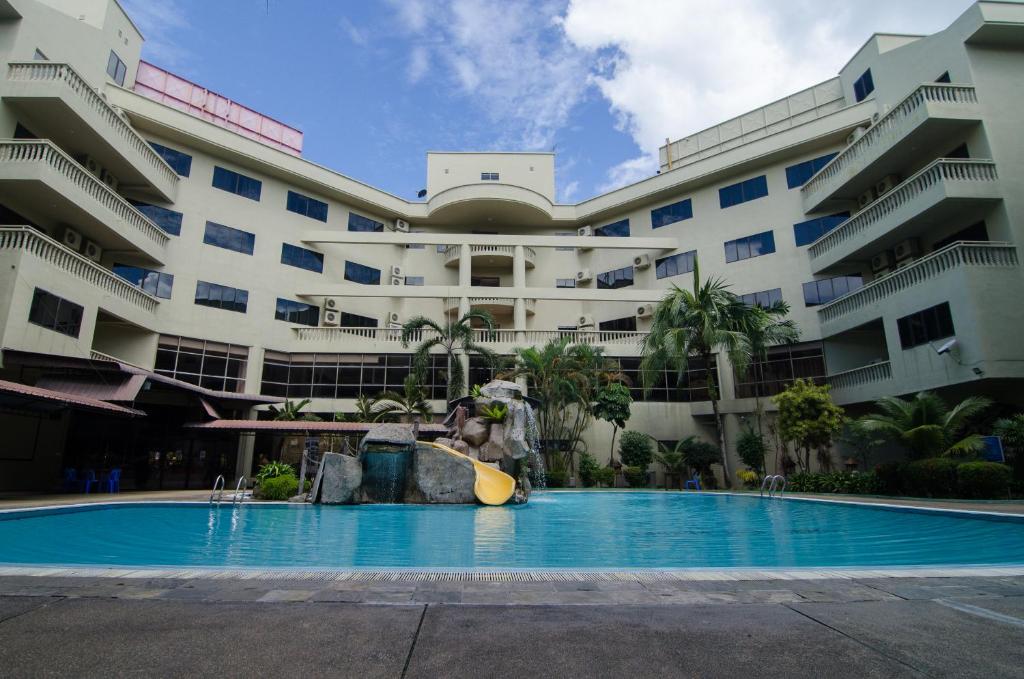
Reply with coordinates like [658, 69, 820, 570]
[293, 326, 650, 347]
[802, 83, 978, 200]
[809, 159, 999, 260]
[518, 329, 648, 346]
[818, 241, 1018, 324]
[0, 140, 170, 247]
[0, 226, 160, 312]
[443, 244, 537, 265]
[827, 361, 892, 390]
[6, 62, 180, 190]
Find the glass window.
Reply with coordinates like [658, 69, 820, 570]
[596, 265, 634, 290]
[555, 232, 575, 251]
[724, 231, 775, 263]
[854, 69, 875, 102]
[348, 213, 384, 232]
[404, 276, 425, 286]
[719, 175, 768, 208]
[285, 191, 328, 222]
[156, 335, 248, 393]
[129, 201, 183, 236]
[194, 281, 248, 313]
[897, 303, 955, 349]
[595, 219, 630, 238]
[599, 316, 637, 332]
[203, 221, 255, 255]
[793, 212, 850, 247]
[481, 172, 499, 181]
[28, 288, 83, 338]
[113, 264, 174, 299]
[280, 243, 324, 273]
[739, 288, 782, 308]
[106, 50, 126, 86]
[651, 199, 693, 228]
[339, 312, 378, 328]
[344, 261, 381, 285]
[212, 166, 262, 201]
[802, 276, 863, 306]
[655, 250, 696, 279]
[148, 142, 192, 177]
[734, 342, 826, 398]
[275, 298, 319, 326]
[556, 278, 576, 288]
[785, 153, 838, 189]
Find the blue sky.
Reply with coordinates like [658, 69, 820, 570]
[122, 0, 973, 203]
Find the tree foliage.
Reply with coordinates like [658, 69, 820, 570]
[371, 375, 434, 422]
[269, 398, 321, 422]
[736, 428, 767, 472]
[772, 379, 844, 472]
[618, 430, 653, 468]
[857, 391, 991, 459]
[592, 382, 632, 430]
[401, 309, 498, 402]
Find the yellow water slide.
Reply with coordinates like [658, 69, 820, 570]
[419, 440, 516, 506]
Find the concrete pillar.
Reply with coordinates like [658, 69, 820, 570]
[458, 243, 472, 288]
[512, 245, 526, 288]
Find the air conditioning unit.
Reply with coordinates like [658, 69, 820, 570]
[857, 188, 876, 210]
[390, 276, 404, 286]
[893, 238, 920, 262]
[870, 251, 894, 273]
[100, 170, 119, 193]
[846, 126, 868, 146]
[80, 155, 102, 177]
[576, 269, 592, 283]
[578, 314, 595, 328]
[896, 257, 917, 270]
[325, 297, 340, 310]
[322, 310, 340, 326]
[394, 219, 410, 233]
[636, 303, 655, 318]
[61, 227, 83, 251]
[875, 174, 900, 197]
[633, 254, 651, 269]
[577, 225, 593, 237]
[82, 240, 102, 262]
[387, 312, 401, 325]
[390, 265, 404, 277]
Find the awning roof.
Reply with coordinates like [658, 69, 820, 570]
[0, 379, 146, 417]
[183, 420, 449, 434]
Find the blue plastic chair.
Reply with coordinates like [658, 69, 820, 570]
[62, 468, 78, 493]
[104, 468, 121, 494]
[80, 469, 98, 494]
[684, 474, 701, 491]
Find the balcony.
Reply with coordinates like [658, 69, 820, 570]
[0, 141, 169, 263]
[809, 159, 1001, 273]
[818, 241, 1019, 335]
[443, 244, 537, 269]
[4, 62, 179, 201]
[826, 361, 892, 405]
[444, 296, 537, 316]
[801, 84, 981, 212]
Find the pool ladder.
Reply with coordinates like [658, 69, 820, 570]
[760, 475, 787, 498]
[209, 475, 248, 505]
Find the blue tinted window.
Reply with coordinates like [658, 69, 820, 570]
[596, 265, 634, 290]
[802, 276, 863, 306]
[344, 260, 381, 285]
[651, 199, 693, 228]
[113, 264, 174, 299]
[194, 280, 248, 313]
[404, 276, 425, 286]
[339, 312, 378, 327]
[129, 201, 183, 236]
[595, 219, 630, 237]
[793, 212, 850, 246]
[280, 243, 324, 273]
[348, 213, 384, 232]
[724, 231, 776, 263]
[203, 221, 255, 255]
[275, 298, 319, 326]
[286, 191, 328, 222]
[655, 250, 696, 279]
[212, 166, 262, 201]
[853, 69, 875, 102]
[785, 153, 838, 189]
[148, 142, 192, 177]
[719, 175, 768, 208]
[740, 288, 782, 308]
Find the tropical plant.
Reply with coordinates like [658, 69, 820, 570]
[994, 414, 1024, 455]
[840, 418, 887, 470]
[592, 466, 615, 487]
[736, 302, 799, 433]
[268, 398, 321, 422]
[592, 382, 632, 465]
[957, 461, 1012, 499]
[578, 451, 601, 487]
[371, 375, 434, 423]
[469, 384, 483, 399]
[622, 466, 648, 487]
[640, 258, 795, 487]
[773, 379, 845, 472]
[655, 440, 688, 489]
[736, 468, 760, 489]
[255, 461, 294, 483]
[857, 391, 992, 459]
[401, 310, 498, 402]
[736, 428, 767, 473]
[349, 394, 378, 423]
[618, 430, 653, 469]
[479, 402, 508, 423]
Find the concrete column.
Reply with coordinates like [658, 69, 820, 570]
[236, 347, 264, 480]
[512, 245, 526, 288]
[458, 243, 472, 288]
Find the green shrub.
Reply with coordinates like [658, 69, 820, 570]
[737, 468, 760, 489]
[903, 458, 959, 497]
[545, 469, 569, 488]
[787, 471, 878, 494]
[623, 466, 648, 488]
[259, 473, 298, 501]
[873, 462, 905, 495]
[592, 466, 615, 488]
[618, 431, 653, 468]
[578, 452, 600, 487]
[957, 461, 1011, 499]
[736, 429, 767, 472]
[255, 461, 294, 483]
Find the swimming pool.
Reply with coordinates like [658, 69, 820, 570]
[1, 492, 1022, 570]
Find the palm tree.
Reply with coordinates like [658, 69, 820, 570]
[349, 394, 378, 423]
[269, 398, 320, 422]
[640, 258, 785, 487]
[401, 309, 498, 402]
[857, 391, 992, 459]
[739, 302, 800, 435]
[372, 375, 434, 423]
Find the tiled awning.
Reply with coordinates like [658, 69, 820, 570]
[0, 379, 145, 417]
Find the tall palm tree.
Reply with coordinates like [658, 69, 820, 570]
[372, 375, 434, 423]
[268, 398, 320, 422]
[857, 391, 992, 459]
[401, 310, 498, 402]
[739, 302, 800, 435]
[640, 258, 785, 487]
[349, 394, 378, 423]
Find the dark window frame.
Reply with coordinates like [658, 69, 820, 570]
[344, 260, 381, 285]
[347, 212, 384, 233]
[275, 298, 320, 326]
[719, 175, 768, 209]
[595, 219, 630, 238]
[212, 166, 262, 201]
[651, 199, 693, 228]
[286, 190, 328, 222]
[596, 265, 635, 290]
[194, 280, 249, 314]
[724, 231, 776, 263]
[28, 288, 83, 338]
[148, 142, 192, 177]
[280, 243, 324, 273]
[897, 303, 955, 350]
[655, 250, 696, 279]
[203, 221, 255, 255]
[112, 264, 174, 299]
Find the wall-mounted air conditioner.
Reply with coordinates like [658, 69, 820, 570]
[893, 238, 920, 262]
[846, 126, 868, 146]
[394, 219, 410, 232]
[390, 265, 404, 277]
[325, 297, 340, 310]
[633, 254, 651, 269]
[322, 310, 340, 326]
[61, 227, 83, 251]
[577, 225, 593, 237]
[870, 251, 893, 273]
[875, 174, 900, 197]
[100, 170, 119, 193]
[857, 188, 876, 210]
[578, 314, 595, 328]
[391, 276, 404, 286]
[387, 312, 401, 325]
[82, 240, 102, 262]
[636, 303, 655, 318]
[80, 155, 102, 177]
[576, 269, 592, 283]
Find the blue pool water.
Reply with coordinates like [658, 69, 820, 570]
[1, 492, 1023, 570]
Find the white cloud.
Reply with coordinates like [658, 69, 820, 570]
[559, 179, 580, 203]
[387, 0, 429, 33]
[339, 16, 368, 47]
[407, 45, 430, 84]
[121, 0, 191, 67]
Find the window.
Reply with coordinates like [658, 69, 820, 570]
[936, 71, 951, 83]
[734, 342, 826, 398]
[13, 123, 36, 139]
[106, 50, 126, 86]
[406, 231, 425, 250]
[481, 172, 499, 181]
[260, 352, 450, 400]
[348, 212, 384, 232]
[275, 298, 319, 326]
[285, 191, 328, 222]
[596, 266, 634, 289]
[113, 264, 174, 299]
[436, 244, 447, 253]
[615, 356, 717, 402]
[719, 175, 768, 208]
[853, 68, 875, 102]
[595, 219, 630, 238]
[802, 275, 863, 306]
[599, 316, 637, 332]
[339, 312, 378, 328]
[740, 288, 782, 308]
[785, 153, 839, 189]
[155, 335, 248, 393]
[655, 250, 696, 279]
[556, 278, 576, 288]
[724, 231, 776, 263]
[280, 243, 324, 273]
[555, 231, 575, 251]
[28, 288, 83, 338]
[344, 261, 381, 285]
[405, 276, 425, 286]
[898, 303, 955, 350]
[471, 276, 501, 287]
[194, 281, 249, 313]
[130, 201, 183, 236]
[793, 212, 850, 247]
[203, 221, 255, 255]
[933, 221, 987, 251]
[651, 199, 693, 228]
[212, 166, 262, 201]
[148, 142, 192, 177]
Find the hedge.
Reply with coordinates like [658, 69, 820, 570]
[786, 460, 1013, 499]
[956, 461, 1012, 499]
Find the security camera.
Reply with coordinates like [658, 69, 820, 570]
[935, 338, 958, 355]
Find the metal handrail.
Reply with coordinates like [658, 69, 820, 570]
[760, 474, 786, 498]
[232, 476, 247, 504]
[210, 475, 225, 504]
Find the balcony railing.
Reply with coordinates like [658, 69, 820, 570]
[6, 62, 180, 191]
[809, 159, 999, 260]
[293, 326, 649, 347]
[443, 244, 537, 267]
[818, 241, 1018, 324]
[827, 361, 892, 391]
[0, 226, 159, 312]
[0, 140, 170, 248]
[801, 83, 978, 202]
[444, 297, 537, 314]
